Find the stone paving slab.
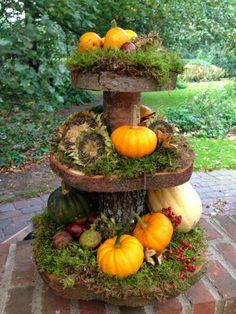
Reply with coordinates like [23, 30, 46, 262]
[0, 170, 236, 243]
[2, 214, 236, 313]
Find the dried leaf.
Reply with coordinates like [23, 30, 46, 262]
[157, 253, 164, 265]
[156, 130, 178, 149]
[144, 248, 156, 265]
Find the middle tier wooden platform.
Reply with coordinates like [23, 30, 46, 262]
[50, 154, 193, 192]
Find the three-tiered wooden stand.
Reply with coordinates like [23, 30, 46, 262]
[50, 70, 193, 223]
[40, 69, 205, 306]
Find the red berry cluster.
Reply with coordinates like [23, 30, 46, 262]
[161, 207, 182, 229]
[164, 239, 197, 280]
[50, 129, 61, 145]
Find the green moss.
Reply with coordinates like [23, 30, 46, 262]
[66, 47, 184, 84]
[56, 147, 177, 178]
[54, 135, 193, 178]
[33, 212, 205, 296]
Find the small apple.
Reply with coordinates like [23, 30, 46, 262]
[79, 229, 102, 249]
[120, 42, 136, 53]
[65, 222, 86, 239]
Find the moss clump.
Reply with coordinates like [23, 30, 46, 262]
[55, 135, 193, 178]
[66, 47, 184, 84]
[56, 147, 177, 177]
[33, 211, 205, 297]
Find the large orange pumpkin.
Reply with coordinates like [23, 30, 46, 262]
[133, 213, 173, 252]
[104, 21, 129, 49]
[97, 234, 144, 278]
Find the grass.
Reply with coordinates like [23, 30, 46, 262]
[189, 137, 236, 171]
[141, 79, 236, 171]
[141, 79, 231, 112]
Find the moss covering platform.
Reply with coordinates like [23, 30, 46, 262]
[51, 136, 194, 192]
[33, 212, 206, 307]
[66, 47, 184, 92]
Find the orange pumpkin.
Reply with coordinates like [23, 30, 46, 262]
[111, 105, 157, 158]
[140, 105, 153, 119]
[111, 125, 157, 158]
[133, 213, 173, 252]
[104, 21, 129, 49]
[77, 32, 102, 52]
[97, 234, 144, 278]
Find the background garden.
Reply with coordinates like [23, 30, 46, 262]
[0, 0, 236, 171]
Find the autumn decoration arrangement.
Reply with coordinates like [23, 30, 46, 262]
[33, 22, 206, 306]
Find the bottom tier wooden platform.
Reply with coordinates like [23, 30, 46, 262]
[38, 252, 205, 307]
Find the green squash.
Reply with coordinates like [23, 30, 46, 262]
[47, 183, 93, 225]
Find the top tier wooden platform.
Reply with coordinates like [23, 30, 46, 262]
[71, 70, 177, 92]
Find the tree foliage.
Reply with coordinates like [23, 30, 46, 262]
[0, 0, 94, 112]
[0, 0, 235, 112]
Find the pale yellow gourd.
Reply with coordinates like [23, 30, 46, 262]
[147, 182, 202, 232]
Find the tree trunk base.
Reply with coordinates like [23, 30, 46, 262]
[98, 190, 146, 224]
[103, 91, 140, 132]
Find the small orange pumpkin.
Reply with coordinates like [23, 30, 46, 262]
[140, 105, 154, 119]
[140, 105, 155, 126]
[133, 213, 173, 252]
[97, 234, 144, 277]
[77, 32, 102, 52]
[111, 105, 157, 158]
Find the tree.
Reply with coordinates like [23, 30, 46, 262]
[0, 0, 96, 112]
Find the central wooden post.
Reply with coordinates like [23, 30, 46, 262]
[98, 190, 147, 224]
[103, 91, 141, 132]
[101, 91, 144, 224]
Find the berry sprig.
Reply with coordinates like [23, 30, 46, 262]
[161, 207, 182, 229]
[164, 239, 197, 280]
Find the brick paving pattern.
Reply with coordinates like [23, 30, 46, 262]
[1, 170, 235, 243]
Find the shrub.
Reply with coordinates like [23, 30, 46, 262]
[165, 83, 236, 138]
[181, 64, 226, 82]
[0, 111, 63, 169]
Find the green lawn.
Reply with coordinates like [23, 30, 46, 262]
[141, 79, 230, 112]
[188, 137, 236, 171]
[141, 79, 236, 171]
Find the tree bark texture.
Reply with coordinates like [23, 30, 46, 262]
[103, 91, 140, 132]
[98, 190, 147, 224]
[71, 71, 177, 92]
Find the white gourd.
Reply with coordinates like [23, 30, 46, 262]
[147, 182, 202, 232]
